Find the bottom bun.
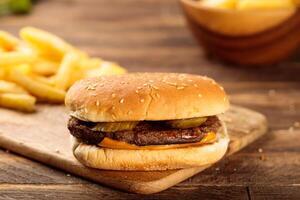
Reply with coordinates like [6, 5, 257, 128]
[72, 124, 229, 171]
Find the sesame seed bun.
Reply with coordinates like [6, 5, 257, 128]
[65, 73, 229, 122]
[71, 123, 229, 171]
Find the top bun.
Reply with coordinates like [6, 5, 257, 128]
[65, 73, 229, 122]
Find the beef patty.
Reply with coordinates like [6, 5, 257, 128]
[68, 116, 221, 146]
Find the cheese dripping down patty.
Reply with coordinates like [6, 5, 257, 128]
[98, 132, 216, 150]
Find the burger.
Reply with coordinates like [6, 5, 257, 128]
[65, 73, 230, 171]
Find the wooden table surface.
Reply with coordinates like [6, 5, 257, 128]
[0, 0, 299, 199]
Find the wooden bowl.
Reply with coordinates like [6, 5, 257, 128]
[180, 0, 300, 65]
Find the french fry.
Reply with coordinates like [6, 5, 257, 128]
[30, 74, 55, 86]
[0, 93, 36, 112]
[16, 42, 35, 54]
[8, 69, 66, 103]
[237, 0, 295, 10]
[201, 0, 237, 9]
[20, 27, 73, 61]
[13, 63, 32, 74]
[32, 58, 59, 76]
[55, 52, 79, 90]
[0, 67, 6, 79]
[0, 52, 35, 67]
[0, 80, 28, 94]
[84, 61, 127, 78]
[0, 27, 127, 112]
[79, 57, 102, 70]
[0, 31, 19, 51]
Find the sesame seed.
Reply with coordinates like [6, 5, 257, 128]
[156, 93, 160, 98]
[164, 81, 177, 86]
[223, 97, 227, 101]
[198, 94, 202, 98]
[135, 90, 139, 94]
[181, 83, 188, 86]
[187, 79, 193, 82]
[55, 149, 60, 153]
[220, 86, 224, 91]
[86, 85, 96, 90]
[111, 93, 116, 98]
[127, 111, 133, 115]
[194, 84, 198, 87]
[258, 148, 263, 153]
[177, 86, 185, 90]
[112, 106, 116, 110]
[143, 83, 148, 86]
[149, 80, 154, 83]
[140, 99, 145, 103]
[151, 85, 159, 90]
[96, 100, 100, 106]
[84, 108, 88, 113]
[119, 98, 124, 103]
[178, 74, 186, 80]
[137, 86, 142, 90]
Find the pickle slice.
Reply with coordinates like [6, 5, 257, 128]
[166, 117, 207, 129]
[92, 121, 138, 132]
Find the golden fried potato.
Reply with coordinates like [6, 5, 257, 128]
[237, 0, 295, 10]
[0, 80, 28, 94]
[0, 52, 35, 67]
[32, 58, 59, 76]
[79, 57, 102, 69]
[30, 74, 55, 86]
[0, 67, 6, 79]
[55, 52, 79, 90]
[201, 0, 237, 9]
[84, 61, 127, 78]
[0, 31, 19, 51]
[0, 27, 127, 112]
[20, 27, 73, 61]
[13, 63, 32, 74]
[0, 93, 36, 112]
[8, 69, 66, 103]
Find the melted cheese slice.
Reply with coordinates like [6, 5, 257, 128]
[98, 132, 216, 150]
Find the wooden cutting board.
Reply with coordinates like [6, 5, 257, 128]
[0, 105, 267, 194]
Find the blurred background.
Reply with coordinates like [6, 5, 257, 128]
[0, 0, 299, 198]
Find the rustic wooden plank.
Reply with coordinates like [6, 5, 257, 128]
[0, 105, 267, 194]
[0, 149, 86, 184]
[0, 184, 249, 200]
[249, 186, 300, 200]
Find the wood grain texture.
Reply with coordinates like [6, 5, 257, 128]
[0, 105, 266, 194]
[0, 0, 299, 199]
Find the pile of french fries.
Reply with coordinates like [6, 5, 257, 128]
[0, 27, 126, 112]
[201, 0, 300, 10]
